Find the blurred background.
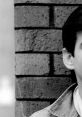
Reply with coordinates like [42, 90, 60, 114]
[0, 0, 15, 117]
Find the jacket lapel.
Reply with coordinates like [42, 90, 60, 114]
[49, 83, 79, 117]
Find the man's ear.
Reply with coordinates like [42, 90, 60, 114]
[62, 48, 74, 70]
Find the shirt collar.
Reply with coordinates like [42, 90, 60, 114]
[74, 86, 82, 117]
[49, 83, 79, 117]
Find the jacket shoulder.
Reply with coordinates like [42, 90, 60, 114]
[29, 106, 50, 117]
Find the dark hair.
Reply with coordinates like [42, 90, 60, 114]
[62, 7, 82, 56]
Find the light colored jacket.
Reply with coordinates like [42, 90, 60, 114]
[30, 83, 80, 117]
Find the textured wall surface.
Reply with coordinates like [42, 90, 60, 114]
[15, 1, 80, 117]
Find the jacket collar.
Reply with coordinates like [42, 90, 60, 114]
[49, 83, 79, 117]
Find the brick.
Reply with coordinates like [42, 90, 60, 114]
[16, 101, 50, 117]
[55, 6, 77, 28]
[14, 0, 82, 4]
[54, 54, 71, 75]
[15, 29, 62, 52]
[16, 77, 72, 99]
[15, 6, 49, 27]
[15, 54, 49, 75]
[16, 101, 25, 117]
[15, 30, 31, 51]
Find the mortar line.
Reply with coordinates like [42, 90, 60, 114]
[16, 74, 71, 78]
[15, 51, 62, 54]
[14, 3, 81, 6]
[16, 98, 56, 101]
[49, 6, 54, 27]
[15, 27, 62, 30]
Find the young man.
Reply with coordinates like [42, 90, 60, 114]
[30, 7, 82, 117]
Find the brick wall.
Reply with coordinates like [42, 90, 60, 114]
[14, 1, 81, 117]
